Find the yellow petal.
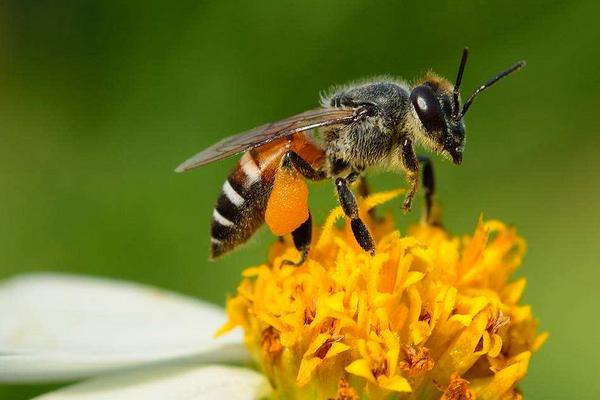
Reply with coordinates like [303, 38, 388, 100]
[305, 333, 330, 356]
[409, 321, 431, 345]
[325, 342, 351, 359]
[501, 278, 526, 304]
[511, 305, 532, 323]
[316, 206, 345, 249]
[346, 359, 376, 384]
[296, 357, 321, 386]
[478, 352, 531, 400]
[449, 296, 489, 326]
[533, 332, 549, 352]
[404, 271, 425, 288]
[488, 334, 503, 358]
[435, 311, 489, 380]
[363, 189, 404, 210]
[474, 332, 491, 356]
[379, 375, 412, 392]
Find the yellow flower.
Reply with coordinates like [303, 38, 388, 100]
[219, 190, 547, 400]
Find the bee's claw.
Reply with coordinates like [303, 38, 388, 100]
[281, 250, 308, 267]
[283, 214, 312, 267]
[402, 197, 413, 214]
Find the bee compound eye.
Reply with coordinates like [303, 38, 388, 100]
[416, 96, 428, 111]
[410, 85, 446, 134]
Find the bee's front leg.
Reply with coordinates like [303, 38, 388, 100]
[335, 177, 375, 255]
[400, 137, 419, 213]
[345, 170, 378, 220]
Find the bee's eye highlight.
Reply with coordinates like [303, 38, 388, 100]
[410, 85, 446, 133]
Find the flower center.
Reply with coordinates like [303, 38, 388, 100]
[218, 190, 547, 399]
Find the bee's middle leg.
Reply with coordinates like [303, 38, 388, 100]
[400, 137, 419, 213]
[335, 177, 375, 255]
[353, 174, 370, 197]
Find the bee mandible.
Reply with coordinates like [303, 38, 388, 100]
[176, 48, 525, 265]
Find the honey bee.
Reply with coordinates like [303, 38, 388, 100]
[176, 48, 525, 265]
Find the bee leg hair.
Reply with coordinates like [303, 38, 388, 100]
[335, 177, 375, 255]
[417, 155, 443, 226]
[400, 137, 419, 213]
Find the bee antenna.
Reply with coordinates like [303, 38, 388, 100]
[452, 47, 469, 118]
[459, 59, 526, 119]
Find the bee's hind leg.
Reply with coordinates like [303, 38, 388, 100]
[281, 212, 312, 266]
[281, 151, 327, 181]
[417, 155, 441, 226]
[279, 151, 325, 266]
[335, 177, 376, 255]
[355, 174, 370, 197]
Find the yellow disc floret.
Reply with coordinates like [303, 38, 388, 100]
[218, 190, 546, 400]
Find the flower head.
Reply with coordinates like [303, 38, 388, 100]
[220, 190, 547, 399]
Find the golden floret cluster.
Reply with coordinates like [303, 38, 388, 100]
[219, 190, 546, 400]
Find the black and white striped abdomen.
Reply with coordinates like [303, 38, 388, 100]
[210, 152, 275, 258]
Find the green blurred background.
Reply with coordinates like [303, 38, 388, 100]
[1, 1, 599, 398]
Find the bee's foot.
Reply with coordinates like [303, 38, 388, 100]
[402, 199, 413, 214]
[281, 249, 308, 267]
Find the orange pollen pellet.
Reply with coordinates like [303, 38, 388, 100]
[265, 166, 309, 236]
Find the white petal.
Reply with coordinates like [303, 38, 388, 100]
[34, 364, 271, 400]
[0, 273, 248, 383]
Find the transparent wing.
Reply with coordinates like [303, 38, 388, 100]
[175, 108, 357, 172]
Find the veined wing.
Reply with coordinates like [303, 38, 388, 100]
[175, 108, 357, 172]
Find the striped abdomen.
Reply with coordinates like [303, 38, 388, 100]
[210, 134, 324, 258]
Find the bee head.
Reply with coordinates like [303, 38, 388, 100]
[410, 73, 465, 164]
[409, 48, 525, 165]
